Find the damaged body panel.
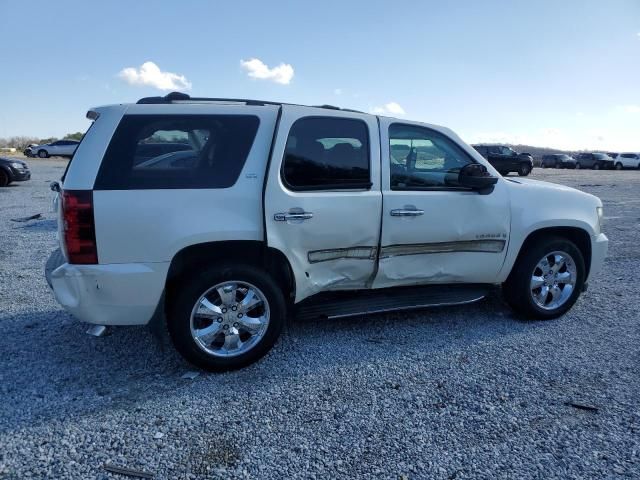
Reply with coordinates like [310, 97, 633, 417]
[372, 117, 511, 289]
[265, 105, 382, 302]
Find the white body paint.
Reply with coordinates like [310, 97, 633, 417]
[49, 101, 608, 325]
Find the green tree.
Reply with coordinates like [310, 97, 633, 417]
[63, 132, 84, 141]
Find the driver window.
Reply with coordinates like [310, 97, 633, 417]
[389, 124, 474, 190]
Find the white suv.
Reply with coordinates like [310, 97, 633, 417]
[46, 92, 608, 371]
[614, 153, 640, 170]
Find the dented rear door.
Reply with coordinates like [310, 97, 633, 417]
[373, 118, 511, 288]
[265, 105, 382, 302]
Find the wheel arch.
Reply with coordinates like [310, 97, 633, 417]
[165, 240, 295, 302]
[0, 165, 12, 180]
[505, 226, 592, 280]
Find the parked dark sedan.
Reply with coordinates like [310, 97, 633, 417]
[541, 154, 577, 169]
[0, 157, 31, 186]
[574, 153, 614, 170]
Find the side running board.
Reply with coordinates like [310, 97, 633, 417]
[295, 284, 491, 321]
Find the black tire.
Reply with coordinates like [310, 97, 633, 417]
[167, 264, 286, 371]
[38, 149, 49, 158]
[575, 162, 581, 169]
[593, 163, 600, 170]
[0, 169, 9, 187]
[541, 162, 546, 169]
[518, 163, 531, 176]
[615, 162, 623, 170]
[503, 235, 585, 320]
[555, 162, 561, 169]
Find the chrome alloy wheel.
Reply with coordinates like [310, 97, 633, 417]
[530, 251, 577, 310]
[190, 281, 270, 357]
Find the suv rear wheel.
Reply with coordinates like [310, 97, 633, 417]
[0, 169, 9, 187]
[168, 264, 286, 371]
[615, 162, 623, 170]
[593, 163, 600, 170]
[38, 149, 49, 158]
[503, 236, 585, 319]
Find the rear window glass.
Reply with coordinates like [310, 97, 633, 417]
[282, 117, 370, 190]
[621, 153, 637, 158]
[95, 115, 259, 190]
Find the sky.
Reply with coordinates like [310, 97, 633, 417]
[0, 0, 639, 151]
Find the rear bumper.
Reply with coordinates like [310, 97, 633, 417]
[45, 249, 168, 326]
[589, 233, 608, 281]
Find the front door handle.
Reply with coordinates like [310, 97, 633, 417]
[274, 211, 314, 222]
[390, 208, 424, 217]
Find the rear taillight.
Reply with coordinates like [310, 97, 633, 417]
[62, 190, 98, 264]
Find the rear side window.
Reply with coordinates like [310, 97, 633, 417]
[95, 115, 259, 190]
[282, 117, 370, 190]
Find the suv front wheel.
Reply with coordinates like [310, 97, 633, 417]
[168, 264, 286, 371]
[503, 236, 585, 319]
[518, 163, 531, 176]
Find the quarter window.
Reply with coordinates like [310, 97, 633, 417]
[282, 117, 370, 190]
[95, 115, 259, 190]
[389, 124, 474, 190]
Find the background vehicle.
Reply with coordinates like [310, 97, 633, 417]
[541, 154, 577, 169]
[614, 153, 640, 170]
[28, 140, 79, 158]
[46, 93, 608, 371]
[0, 157, 30, 186]
[574, 153, 614, 170]
[471, 144, 533, 176]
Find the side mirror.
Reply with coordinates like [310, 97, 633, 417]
[458, 163, 498, 193]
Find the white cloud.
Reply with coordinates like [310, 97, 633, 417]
[334, 88, 343, 95]
[118, 61, 191, 91]
[637, 32, 640, 37]
[371, 102, 406, 116]
[240, 58, 294, 85]
[620, 104, 640, 113]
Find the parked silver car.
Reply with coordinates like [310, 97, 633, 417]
[26, 140, 79, 158]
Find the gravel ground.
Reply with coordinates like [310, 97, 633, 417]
[0, 160, 638, 479]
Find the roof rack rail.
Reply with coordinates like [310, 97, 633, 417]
[135, 92, 365, 114]
[136, 92, 279, 106]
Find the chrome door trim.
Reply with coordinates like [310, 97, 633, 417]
[380, 239, 505, 258]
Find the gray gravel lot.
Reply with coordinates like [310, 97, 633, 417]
[0, 160, 638, 479]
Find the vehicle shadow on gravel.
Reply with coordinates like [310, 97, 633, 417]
[0, 294, 549, 434]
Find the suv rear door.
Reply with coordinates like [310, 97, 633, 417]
[264, 106, 382, 302]
[486, 145, 508, 173]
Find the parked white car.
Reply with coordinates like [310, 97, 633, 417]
[614, 153, 640, 170]
[27, 140, 79, 158]
[46, 92, 608, 371]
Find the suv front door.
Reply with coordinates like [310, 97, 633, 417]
[373, 119, 511, 288]
[265, 106, 382, 302]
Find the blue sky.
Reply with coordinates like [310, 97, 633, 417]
[1, 0, 639, 150]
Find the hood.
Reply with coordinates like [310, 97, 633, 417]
[505, 177, 602, 208]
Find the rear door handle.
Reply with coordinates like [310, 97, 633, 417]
[274, 212, 314, 222]
[390, 208, 424, 217]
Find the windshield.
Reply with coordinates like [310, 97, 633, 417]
[498, 146, 516, 156]
[593, 153, 609, 160]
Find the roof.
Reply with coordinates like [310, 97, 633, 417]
[136, 91, 365, 114]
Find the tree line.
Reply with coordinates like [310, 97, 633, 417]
[0, 132, 84, 150]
